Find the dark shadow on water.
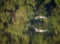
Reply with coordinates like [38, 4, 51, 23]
[0, 0, 4, 7]
[3, 22, 8, 29]
[30, 19, 44, 25]
[0, 17, 2, 22]
[35, 0, 45, 10]
[28, 27, 36, 44]
[23, 26, 35, 44]
[55, 41, 60, 44]
[43, 30, 57, 40]
[4, 32, 14, 44]
[14, 3, 19, 11]
[29, 19, 46, 28]
[45, 0, 57, 17]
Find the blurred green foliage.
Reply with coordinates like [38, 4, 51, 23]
[0, 0, 60, 44]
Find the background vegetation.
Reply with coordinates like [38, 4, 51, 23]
[0, 0, 60, 44]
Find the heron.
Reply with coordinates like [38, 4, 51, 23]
[34, 16, 47, 20]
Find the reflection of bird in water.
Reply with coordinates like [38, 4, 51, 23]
[33, 26, 48, 33]
[35, 28, 48, 33]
